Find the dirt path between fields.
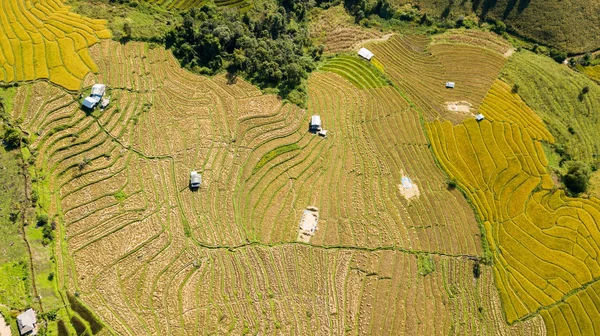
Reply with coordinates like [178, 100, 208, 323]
[18, 155, 43, 314]
[352, 33, 394, 50]
[0, 313, 10, 336]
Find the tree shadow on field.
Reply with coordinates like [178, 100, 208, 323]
[226, 72, 238, 85]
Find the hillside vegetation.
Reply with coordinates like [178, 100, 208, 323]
[389, 0, 600, 54]
[500, 51, 600, 194]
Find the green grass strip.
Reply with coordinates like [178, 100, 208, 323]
[252, 143, 300, 174]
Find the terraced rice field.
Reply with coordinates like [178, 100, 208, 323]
[309, 5, 384, 53]
[367, 32, 509, 122]
[320, 55, 388, 89]
[426, 80, 600, 335]
[579, 64, 600, 81]
[144, 0, 251, 10]
[6, 36, 550, 334]
[0, 0, 110, 90]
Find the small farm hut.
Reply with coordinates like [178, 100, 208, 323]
[475, 114, 485, 121]
[310, 115, 322, 131]
[82, 83, 107, 110]
[90, 84, 106, 97]
[190, 171, 202, 188]
[358, 47, 374, 60]
[318, 129, 328, 137]
[445, 82, 455, 88]
[17, 308, 37, 336]
[82, 96, 100, 109]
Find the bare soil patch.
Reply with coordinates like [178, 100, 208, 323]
[297, 207, 319, 243]
[503, 48, 515, 58]
[398, 172, 420, 200]
[0, 314, 10, 336]
[446, 101, 473, 114]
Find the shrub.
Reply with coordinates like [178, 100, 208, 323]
[549, 48, 567, 64]
[42, 309, 58, 321]
[2, 125, 22, 149]
[446, 178, 457, 190]
[492, 20, 506, 34]
[562, 161, 590, 195]
[581, 53, 593, 66]
[31, 189, 39, 205]
[36, 213, 49, 226]
[473, 262, 481, 278]
[417, 254, 435, 276]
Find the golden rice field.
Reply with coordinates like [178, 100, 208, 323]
[6, 37, 551, 334]
[0, 0, 110, 90]
[578, 64, 600, 82]
[426, 80, 600, 335]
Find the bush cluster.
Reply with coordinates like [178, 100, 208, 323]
[165, 2, 326, 105]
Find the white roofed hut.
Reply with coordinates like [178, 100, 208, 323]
[310, 115, 322, 132]
[190, 171, 202, 189]
[475, 113, 485, 122]
[17, 308, 37, 336]
[82, 96, 100, 110]
[358, 47, 374, 60]
[445, 82, 455, 88]
[82, 83, 106, 110]
[90, 84, 106, 98]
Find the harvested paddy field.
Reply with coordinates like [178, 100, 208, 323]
[367, 30, 510, 123]
[309, 5, 385, 54]
[6, 36, 550, 334]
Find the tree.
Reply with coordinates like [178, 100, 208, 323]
[511, 83, 520, 94]
[492, 20, 506, 34]
[36, 213, 49, 226]
[562, 161, 590, 195]
[2, 125, 22, 149]
[549, 48, 567, 64]
[580, 53, 593, 66]
[122, 22, 132, 40]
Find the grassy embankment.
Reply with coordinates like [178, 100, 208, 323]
[500, 50, 600, 194]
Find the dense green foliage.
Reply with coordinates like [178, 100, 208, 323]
[165, 3, 325, 104]
[384, 0, 600, 54]
[562, 161, 590, 195]
[500, 51, 600, 191]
